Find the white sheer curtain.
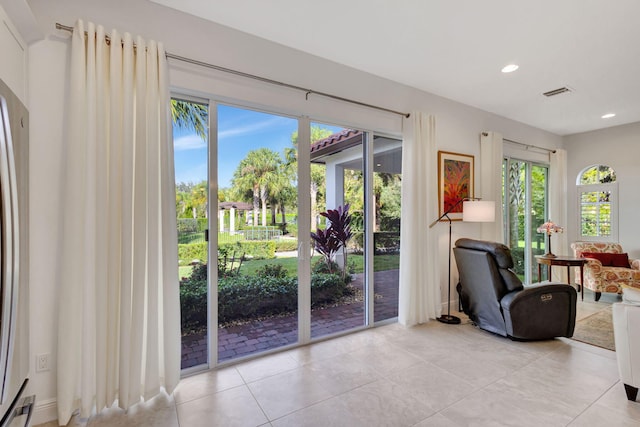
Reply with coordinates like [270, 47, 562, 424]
[480, 132, 504, 242]
[398, 112, 441, 326]
[550, 149, 568, 281]
[57, 20, 180, 424]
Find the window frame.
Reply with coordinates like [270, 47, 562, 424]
[576, 165, 618, 242]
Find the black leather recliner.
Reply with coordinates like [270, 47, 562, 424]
[453, 238, 577, 340]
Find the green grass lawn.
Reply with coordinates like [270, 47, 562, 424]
[179, 253, 400, 280]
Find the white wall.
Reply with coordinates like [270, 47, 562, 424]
[25, 0, 565, 423]
[564, 122, 640, 258]
[0, 2, 27, 102]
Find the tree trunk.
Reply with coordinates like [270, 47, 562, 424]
[260, 185, 268, 227]
[281, 204, 286, 225]
[252, 187, 260, 226]
[310, 184, 318, 229]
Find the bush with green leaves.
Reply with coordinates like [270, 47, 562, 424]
[179, 263, 348, 328]
[274, 239, 299, 252]
[219, 240, 276, 260]
[179, 263, 208, 333]
[178, 242, 208, 265]
[255, 263, 288, 279]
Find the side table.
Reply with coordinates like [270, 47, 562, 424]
[535, 255, 587, 300]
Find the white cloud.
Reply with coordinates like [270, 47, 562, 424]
[174, 134, 206, 151]
[218, 116, 288, 140]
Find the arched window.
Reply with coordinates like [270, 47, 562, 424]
[577, 165, 617, 241]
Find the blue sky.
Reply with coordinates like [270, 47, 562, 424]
[173, 104, 341, 188]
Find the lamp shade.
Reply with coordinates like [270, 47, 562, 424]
[462, 200, 495, 222]
[536, 220, 563, 235]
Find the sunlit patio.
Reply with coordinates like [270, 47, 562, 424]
[181, 269, 399, 366]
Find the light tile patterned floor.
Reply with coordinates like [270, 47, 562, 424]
[38, 291, 640, 426]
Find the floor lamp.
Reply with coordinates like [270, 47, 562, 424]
[429, 198, 495, 324]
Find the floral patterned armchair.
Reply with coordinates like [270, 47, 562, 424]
[571, 242, 640, 301]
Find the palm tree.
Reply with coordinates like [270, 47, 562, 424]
[290, 126, 334, 227]
[268, 171, 296, 226]
[232, 148, 282, 226]
[171, 99, 208, 140]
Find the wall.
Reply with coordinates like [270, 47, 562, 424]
[25, 0, 564, 423]
[564, 122, 640, 257]
[0, 2, 27, 102]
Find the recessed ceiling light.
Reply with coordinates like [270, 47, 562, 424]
[601, 113, 616, 119]
[501, 64, 519, 73]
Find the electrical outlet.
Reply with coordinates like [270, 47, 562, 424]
[36, 353, 50, 372]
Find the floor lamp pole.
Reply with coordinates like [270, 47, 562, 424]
[429, 199, 465, 325]
[438, 214, 461, 324]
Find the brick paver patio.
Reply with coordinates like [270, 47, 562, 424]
[181, 269, 399, 368]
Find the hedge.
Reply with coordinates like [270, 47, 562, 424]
[219, 240, 276, 260]
[179, 264, 347, 329]
[178, 240, 277, 266]
[178, 242, 207, 265]
[274, 239, 299, 252]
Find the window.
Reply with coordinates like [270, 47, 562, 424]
[577, 165, 617, 241]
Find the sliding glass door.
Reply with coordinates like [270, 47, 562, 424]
[309, 123, 366, 338]
[172, 97, 210, 370]
[174, 96, 402, 369]
[503, 158, 548, 283]
[216, 105, 299, 362]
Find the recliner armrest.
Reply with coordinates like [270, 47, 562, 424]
[502, 283, 575, 310]
[631, 258, 640, 270]
[500, 283, 577, 340]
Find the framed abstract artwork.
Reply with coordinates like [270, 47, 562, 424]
[437, 150, 474, 220]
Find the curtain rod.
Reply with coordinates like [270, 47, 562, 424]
[56, 23, 410, 119]
[483, 132, 556, 153]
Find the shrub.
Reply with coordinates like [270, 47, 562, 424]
[179, 264, 347, 327]
[219, 240, 276, 260]
[178, 242, 208, 265]
[177, 218, 199, 233]
[311, 204, 352, 281]
[275, 239, 299, 252]
[311, 273, 347, 304]
[255, 263, 288, 279]
[180, 239, 278, 267]
[217, 245, 244, 277]
[180, 264, 208, 332]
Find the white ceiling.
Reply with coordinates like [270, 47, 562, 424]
[151, 0, 640, 136]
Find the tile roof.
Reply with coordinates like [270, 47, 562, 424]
[310, 129, 363, 160]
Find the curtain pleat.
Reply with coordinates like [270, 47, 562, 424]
[550, 149, 568, 281]
[480, 131, 504, 242]
[398, 112, 441, 326]
[57, 20, 180, 424]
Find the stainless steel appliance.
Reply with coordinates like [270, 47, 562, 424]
[0, 78, 32, 426]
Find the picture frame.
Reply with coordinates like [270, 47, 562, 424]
[438, 150, 474, 220]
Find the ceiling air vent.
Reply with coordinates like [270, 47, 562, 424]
[543, 87, 572, 97]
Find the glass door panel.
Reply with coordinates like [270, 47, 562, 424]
[309, 123, 366, 338]
[217, 104, 299, 362]
[172, 97, 210, 370]
[530, 165, 548, 281]
[373, 137, 402, 322]
[506, 160, 526, 280]
[504, 158, 548, 284]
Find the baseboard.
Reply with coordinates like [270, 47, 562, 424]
[31, 397, 57, 426]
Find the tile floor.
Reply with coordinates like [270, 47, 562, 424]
[38, 293, 640, 426]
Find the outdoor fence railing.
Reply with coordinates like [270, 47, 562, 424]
[178, 225, 283, 245]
